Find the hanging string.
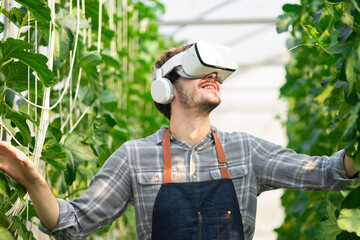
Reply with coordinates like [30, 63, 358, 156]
[97, 0, 102, 53]
[60, 68, 83, 132]
[34, 19, 38, 126]
[27, 11, 31, 116]
[61, 0, 87, 133]
[26, 10, 31, 227]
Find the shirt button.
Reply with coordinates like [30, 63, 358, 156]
[154, 175, 159, 182]
[192, 174, 197, 179]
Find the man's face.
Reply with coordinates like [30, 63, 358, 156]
[173, 72, 221, 115]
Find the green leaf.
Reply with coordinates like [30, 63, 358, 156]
[0, 227, 13, 240]
[101, 54, 120, 69]
[109, 127, 130, 146]
[78, 52, 102, 97]
[0, 22, 4, 33]
[282, 4, 302, 14]
[1, 61, 44, 98]
[78, 51, 102, 67]
[41, 140, 67, 170]
[54, 24, 73, 68]
[341, 117, 357, 141]
[0, 38, 54, 87]
[63, 134, 97, 162]
[0, 174, 10, 198]
[337, 209, 360, 236]
[98, 90, 116, 103]
[1, 7, 26, 28]
[316, 203, 342, 240]
[63, 134, 97, 185]
[15, 0, 51, 23]
[57, 13, 90, 32]
[341, 6, 354, 28]
[9, 177, 27, 200]
[1, 118, 17, 139]
[336, 231, 360, 240]
[336, 23, 354, 44]
[346, 55, 356, 94]
[0, 211, 9, 228]
[276, 14, 293, 33]
[3, 103, 33, 146]
[340, 186, 360, 209]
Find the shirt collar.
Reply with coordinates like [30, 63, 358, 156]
[155, 126, 168, 145]
[155, 125, 219, 148]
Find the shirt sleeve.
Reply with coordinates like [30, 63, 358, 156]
[39, 145, 132, 240]
[250, 135, 354, 194]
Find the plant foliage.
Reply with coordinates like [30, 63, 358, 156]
[0, 0, 178, 238]
[276, 0, 360, 239]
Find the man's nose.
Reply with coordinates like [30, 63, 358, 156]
[204, 72, 217, 81]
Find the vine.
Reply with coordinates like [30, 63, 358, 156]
[276, 0, 360, 239]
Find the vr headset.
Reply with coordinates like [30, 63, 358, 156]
[151, 41, 238, 104]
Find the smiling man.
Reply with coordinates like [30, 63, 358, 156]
[0, 41, 358, 240]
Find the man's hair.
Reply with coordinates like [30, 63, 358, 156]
[153, 44, 192, 120]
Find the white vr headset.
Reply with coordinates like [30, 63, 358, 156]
[151, 41, 238, 104]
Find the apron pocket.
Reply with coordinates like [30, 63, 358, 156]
[198, 210, 233, 240]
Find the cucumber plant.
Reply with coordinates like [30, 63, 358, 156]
[276, 0, 360, 239]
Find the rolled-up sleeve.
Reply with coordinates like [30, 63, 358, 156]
[251, 135, 354, 194]
[39, 145, 132, 240]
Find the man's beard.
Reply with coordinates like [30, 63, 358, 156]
[174, 81, 221, 115]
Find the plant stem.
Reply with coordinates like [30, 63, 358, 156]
[351, 0, 360, 12]
[0, 58, 13, 69]
[17, 27, 22, 39]
[0, 0, 4, 15]
[0, 80, 7, 125]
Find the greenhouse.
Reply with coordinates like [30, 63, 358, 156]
[0, 0, 359, 239]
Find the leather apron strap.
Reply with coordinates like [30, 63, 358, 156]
[162, 128, 230, 183]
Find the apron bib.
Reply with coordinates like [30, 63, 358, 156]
[151, 129, 245, 240]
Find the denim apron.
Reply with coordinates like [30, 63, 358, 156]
[151, 128, 245, 240]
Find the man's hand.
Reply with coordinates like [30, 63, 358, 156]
[0, 141, 44, 189]
[0, 141, 60, 230]
[344, 154, 359, 178]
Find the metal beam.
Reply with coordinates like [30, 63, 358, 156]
[157, 18, 277, 26]
[170, 0, 238, 35]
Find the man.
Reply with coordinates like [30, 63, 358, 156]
[0, 41, 358, 240]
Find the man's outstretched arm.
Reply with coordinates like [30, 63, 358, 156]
[0, 141, 59, 230]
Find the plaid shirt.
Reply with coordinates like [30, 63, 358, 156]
[40, 126, 353, 239]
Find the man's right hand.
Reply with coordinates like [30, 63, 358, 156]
[0, 141, 44, 189]
[0, 141, 60, 231]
